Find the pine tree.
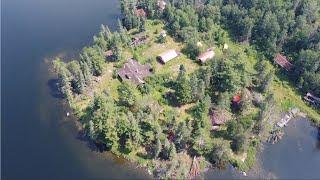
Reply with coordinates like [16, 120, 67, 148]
[67, 61, 85, 94]
[175, 65, 192, 104]
[118, 82, 137, 107]
[154, 138, 162, 159]
[138, 18, 146, 32]
[128, 112, 142, 150]
[168, 142, 177, 160]
[53, 58, 73, 100]
[80, 61, 92, 86]
[175, 121, 191, 151]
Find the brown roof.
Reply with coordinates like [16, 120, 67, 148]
[103, 50, 113, 57]
[131, 32, 148, 47]
[197, 48, 215, 64]
[135, 8, 146, 17]
[210, 108, 232, 126]
[117, 59, 152, 85]
[274, 54, 293, 71]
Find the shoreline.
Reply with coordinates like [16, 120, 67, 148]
[49, 5, 320, 177]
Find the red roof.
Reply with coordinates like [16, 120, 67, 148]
[232, 95, 241, 104]
[274, 54, 293, 71]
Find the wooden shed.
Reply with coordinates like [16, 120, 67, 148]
[274, 54, 293, 71]
[157, 49, 179, 64]
[197, 48, 215, 64]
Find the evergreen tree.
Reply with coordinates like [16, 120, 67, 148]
[67, 61, 85, 94]
[175, 65, 192, 104]
[118, 82, 137, 107]
[53, 58, 73, 100]
[168, 142, 177, 160]
[175, 121, 191, 151]
[80, 61, 92, 86]
[154, 138, 162, 159]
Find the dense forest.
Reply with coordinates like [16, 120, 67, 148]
[52, 0, 320, 178]
[120, 0, 320, 96]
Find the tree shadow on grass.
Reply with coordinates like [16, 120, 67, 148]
[162, 92, 180, 107]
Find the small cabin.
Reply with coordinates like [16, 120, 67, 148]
[232, 95, 241, 105]
[197, 48, 215, 64]
[274, 54, 293, 71]
[103, 50, 113, 60]
[135, 8, 146, 18]
[304, 92, 320, 108]
[210, 108, 232, 130]
[157, 49, 179, 64]
[117, 59, 153, 85]
[157, 0, 166, 11]
[131, 32, 148, 47]
[160, 30, 167, 37]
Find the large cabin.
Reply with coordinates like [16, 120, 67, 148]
[117, 59, 153, 85]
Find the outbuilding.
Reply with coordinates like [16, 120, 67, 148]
[274, 54, 293, 71]
[210, 108, 232, 130]
[197, 48, 215, 64]
[157, 49, 179, 64]
[157, 0, 166, 11]
[135, 8, 146, 18]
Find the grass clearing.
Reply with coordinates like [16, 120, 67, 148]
[272, 76, 320, 124]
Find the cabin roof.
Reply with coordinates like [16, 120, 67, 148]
[274, 54, 293, 71]
[131, 32, 148, 47]
[210, 108, 232, 126]
[157, 49, 179, 63]
[135, 8, 146, 17]
[117, 59, 152, 85]
[232, 95, 241, 104]
[197, 49, 215, 64]
[103, 50, 113, 57]
[157, 0, 166, 10]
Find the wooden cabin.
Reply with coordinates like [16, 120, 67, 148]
[157, 0, 167, 11]
[131, 32, 148, 47]
[117, 59, 153, 85]
[304, 92, 320, 108]
[197, 48, 215, 64]
[157, 49, 179, 64]
[274, 54, 293, 71]
[103, 50, 113, 60]
[135, 8, 146, 18]
[210, 108, 232, 130]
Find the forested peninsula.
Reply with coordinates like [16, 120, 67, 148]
[52, 0, 320, 178]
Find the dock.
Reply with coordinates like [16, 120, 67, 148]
[276, 108, 299, 128]
[276, 114, 293, 127]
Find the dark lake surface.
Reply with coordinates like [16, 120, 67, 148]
[2, 0, 150, 179]
[2, 0, 320, 179]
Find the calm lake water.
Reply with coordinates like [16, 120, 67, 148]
[2, 0, 320, 179]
